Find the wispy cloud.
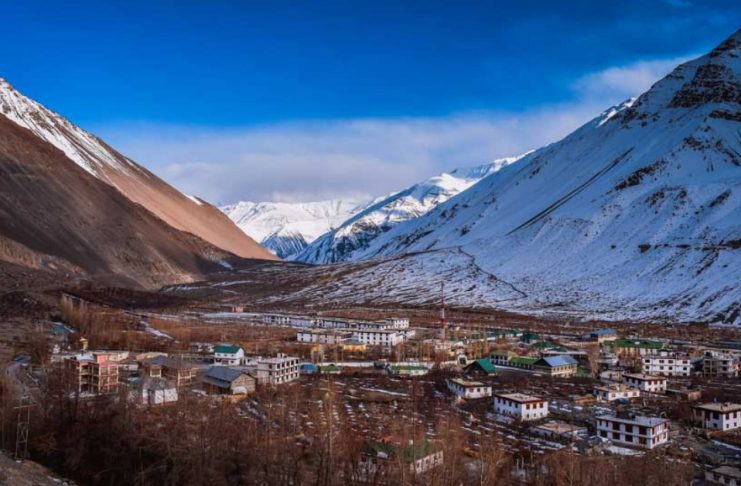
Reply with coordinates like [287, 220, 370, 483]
[94, 54, 693, 206]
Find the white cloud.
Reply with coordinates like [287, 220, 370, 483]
[571, 55, 694, 100]
[94, 54, 694, 206]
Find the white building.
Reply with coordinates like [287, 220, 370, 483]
[641, 351, 691, 376]
[623, 373, 667, 393]
[594, 384, 640, 402]
[693, 402, 741, 431]
[139, 377, 178, 406]
[352, 329, 405, 347]
[447, 378, 492, 400]
[384, 318, 410, 329]
[296, 329, 351, 345]
[213, 344, 245, 366]
[256, 355, 300, 385]
[596, 415, 669, 449]
[493, 393, 548, 421]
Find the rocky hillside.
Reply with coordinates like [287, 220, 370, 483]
[0, 79, 274, 261]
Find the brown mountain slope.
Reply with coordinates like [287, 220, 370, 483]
[0, 78, 275, 261]
[0, 114, 232, 289]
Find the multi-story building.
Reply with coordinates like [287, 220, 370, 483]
[64, 352, 119, 394]
[296, 329, 352, 345]
[447, 378, 492, 400]
[493, 393, 548, 421]
[703, 352, 740, 378]
[383, 318, 410, 329]
[641, 351, 691, 377]
[593, 384, 640, 402]
[352, 329, 405, 347]
[693, 402, 741, 431]
[256, 355, 300, 385]
[146, 356, 199, 388]
[596, 415, 669, 449]
[623, 373, 667, 393]
[533, 355, 578, 377]
[608, 338, 666, 358]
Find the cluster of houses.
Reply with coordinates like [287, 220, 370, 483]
[295, 317, 415, 348]
[436, 329, 741, 455]
[54, 343, 301, 405]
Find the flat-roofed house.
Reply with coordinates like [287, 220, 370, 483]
[593, 384, 640, 402]
[641, 351, 691, 377]
[693, 402, 741, 431]
[64, 352, 119, 394]
[256, 355, 300, 385]
[149, 356, 199, 388]
[596, 415, 669, 449]
[352, 329, 405, 347]
[139, 377, 178, 405]
[297, 330, 351, 345]
[623, 373, 667, 393]
[607, 338, 665, 358]
[534, 355, 578, 377]
[202, 367, 256, 395]
[703, 352, 740, 378]
[447, 378, 492, 399]
[532, 421, 587, 440]
[387, 364, 429, 378]
[493, 393, 548, 421]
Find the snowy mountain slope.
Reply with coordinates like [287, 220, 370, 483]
[342, 29, 741, 325]
[221, 200, 365, 258]
[295, 156, 526, 264]
[0, 79, 274, 261]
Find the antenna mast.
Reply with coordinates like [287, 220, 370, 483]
[439, 281, 447, 340]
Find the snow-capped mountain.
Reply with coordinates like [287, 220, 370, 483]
[221, 200, 365, 258]
[295, 156, 525, 264]
[340, 29, 741, 325]
[0, 78, 273, 261]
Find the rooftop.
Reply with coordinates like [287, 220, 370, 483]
[534, 421, 586, 434]
[466, 358, 496, 374]
[214, 344, 242, 355]
[496, 392, 544, 403]
[448, 378, 486, 387]
[694, 402, 741, 412]
[204, 366, 249, 384]
[608, 338, 665, 350]
[597, 414, 667, 427]
[538, 355, 578, 367]
[623, 373, 666, 381]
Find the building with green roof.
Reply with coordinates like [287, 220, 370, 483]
[464, 358, 496, 377]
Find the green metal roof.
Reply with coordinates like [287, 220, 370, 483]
[319, 364, 340, 373]
[607, 338, 665, 350]
[510, 356, 538, 366]
[214, 344, 242, 354]
[466, 358, 496, 374]
[391, 365, 428, 372]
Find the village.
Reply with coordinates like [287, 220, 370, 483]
[1, 290, 738, 485]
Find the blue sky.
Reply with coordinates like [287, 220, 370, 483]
[1, 1, 739, 203]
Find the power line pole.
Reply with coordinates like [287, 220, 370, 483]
[14, 395, 30, 461]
